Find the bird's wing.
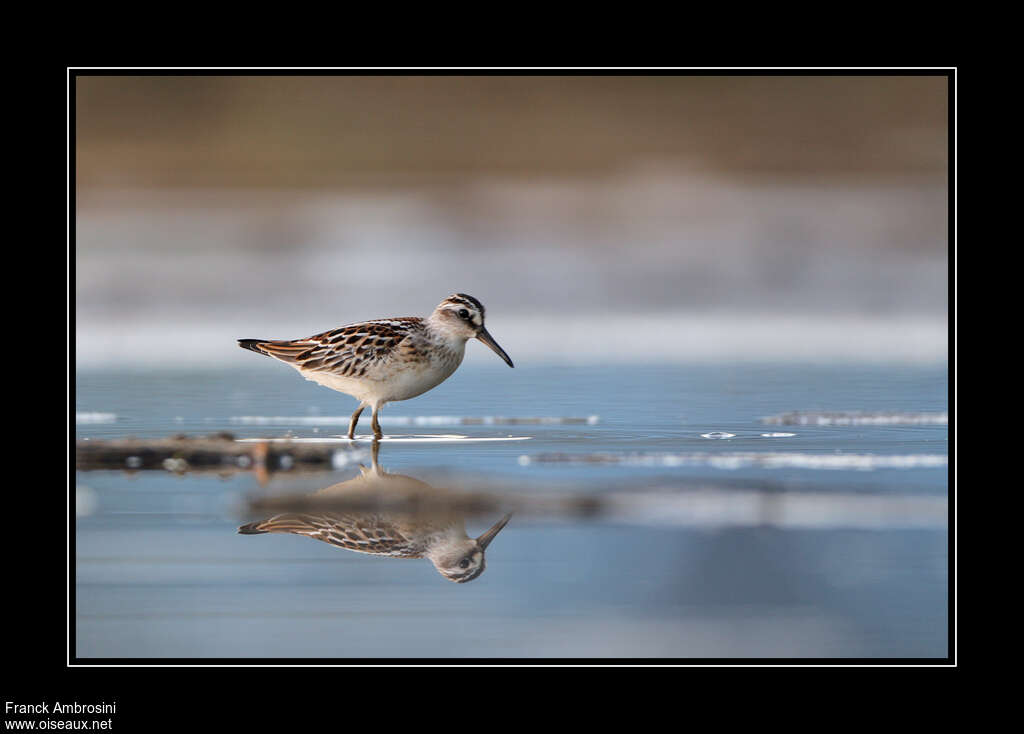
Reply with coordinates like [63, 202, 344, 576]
[239, 512, 422, 557]
[246, 318, 423, 376]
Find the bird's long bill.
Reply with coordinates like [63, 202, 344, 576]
[477, 513, 512, 550]
[476, 327, 514, 368]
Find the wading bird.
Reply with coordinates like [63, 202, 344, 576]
[238, 294, 513, 439]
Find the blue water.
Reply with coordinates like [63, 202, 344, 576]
[74, 363, 949, 659]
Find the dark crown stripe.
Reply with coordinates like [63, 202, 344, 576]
[445, 293, 485, 314]
[454, 293, 483, 310]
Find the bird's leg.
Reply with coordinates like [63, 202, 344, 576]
[347, 404, 365, 439]
[370, 437, 381, 469]
[371, 405, 383, 440]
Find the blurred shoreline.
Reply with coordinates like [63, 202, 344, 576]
[75, 174, 947, 368]
[76, 311, 947, 367]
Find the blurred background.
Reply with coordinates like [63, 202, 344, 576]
[73, 74, 951, 660]
[75, 74, 948, 367]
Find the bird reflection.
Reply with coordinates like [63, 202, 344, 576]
[238, 442, 511, 583]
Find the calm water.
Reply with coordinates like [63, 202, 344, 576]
[74, 362, 949, 659]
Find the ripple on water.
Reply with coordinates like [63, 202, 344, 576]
[762, 411, 947, 426]
[520, 452, 948, 471]
[76, 412, 118, 424]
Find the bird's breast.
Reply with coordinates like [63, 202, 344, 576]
[365, 338, 461, 403]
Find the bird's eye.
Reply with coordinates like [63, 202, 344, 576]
[459, 559, 471, 569]
[458, 309, 469, 319]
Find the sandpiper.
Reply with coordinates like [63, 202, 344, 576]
[238, 293, 513, 439]
[238, 444, 512, 583]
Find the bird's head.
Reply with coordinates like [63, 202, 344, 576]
[430, 293, 514, 368]
[431, 513, 512, 583]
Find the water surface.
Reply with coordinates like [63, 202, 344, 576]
[74, 362, 949, 659]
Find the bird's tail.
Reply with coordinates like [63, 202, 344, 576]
[238, 339, 270, 355]
[238, 515, 320, 536]
[238, 337, 320, 364]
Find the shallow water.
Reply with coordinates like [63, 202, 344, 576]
[74, 362, 949, 659]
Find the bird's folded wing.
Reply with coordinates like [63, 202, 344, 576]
[253, 319, 421, 375]
[240, 513, 419, 556]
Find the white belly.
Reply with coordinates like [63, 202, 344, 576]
[292, 348, 463, 406]
[378, 361, 461, 402]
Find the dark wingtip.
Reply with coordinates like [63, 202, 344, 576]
[238, 339, 267, 354]
[237, 522, 267, 535]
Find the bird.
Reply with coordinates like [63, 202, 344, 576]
[238, 442, 512, 583]
[238, 293, 514, 440]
